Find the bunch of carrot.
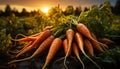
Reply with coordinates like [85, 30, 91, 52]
[7, 23, 113, 69]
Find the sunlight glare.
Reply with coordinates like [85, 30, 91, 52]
[41, 7, 50, 14]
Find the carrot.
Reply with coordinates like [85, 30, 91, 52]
[90, 40, 104, 53]
[84, 39, 94, 56]
[77, 23, 106, 52]
[29, 26, 52, 37]
[29, 32, 41, 37]
[11, 36, 37, 42]
[8, 41, 34, 54]
[15, 30, 51, 58]
[8, 35, 54, 64]
[53, 38, 71, 65]
[30, 35, 54, 57]
[90, 32, 106, 51]
[42, 37, 62, 69]
[17, 37, 37, 42]
[43, 26, 53, 31]
[28, 26, 52, 37]
[75, 32, 101, 69]
[65, 28, 74, 56]
[27, 26, 51, 37]
[76, 23, 94, 40]
[11, 32, 41, 42]
[72, 42, 85, 69]
[17, 41, 34, 53]
[98, 38, 114, 44]
[63, 39, 71, 56]
[64, 28, 74, 69]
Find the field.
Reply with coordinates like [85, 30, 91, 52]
[0, 2, 120, 69]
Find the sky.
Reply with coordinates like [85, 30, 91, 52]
[0, 0, 117, 12]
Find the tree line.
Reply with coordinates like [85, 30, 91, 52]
[0, 0, 120, 17]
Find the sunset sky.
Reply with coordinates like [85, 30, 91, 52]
[0, 0, 117, 12]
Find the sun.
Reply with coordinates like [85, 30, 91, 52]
[41, 7, 50, 14]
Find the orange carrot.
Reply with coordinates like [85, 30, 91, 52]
[77, 23, 99, 43]
[72, 42, 85, 69]
[30, 35, 54, 57]
[15, 30, 51, 58]
[43, 26, 53, 31]
[8, 35, 55, 64]
[65, 29, 74, 55]
[17, 37, 37, 42]
[29, 32, 41, 37]
[64, 29, 74, 69]
[11, 32, 39, 43]
[63, 39, 71, 56]
[75, 32, 101, 69]
[17, 41, 34, 53]
[90, 40, 104, 53]
[77, 23, 105, 52]
[11, 36, 37, 42]
[53, 38, 71, 64]
[75, 32, 84, 55]
[84, 39, 94, 56]
[8, 41, 34, 54]
[29, 26, 52, 37]
[42, 38, 62, 69]
[27, 26, 51, 37]
[77, 23, 94, 41]
[90, 32, 105, 51]
[98, 38, 114, 44]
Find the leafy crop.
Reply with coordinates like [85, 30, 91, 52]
[78, 1, 120, 38]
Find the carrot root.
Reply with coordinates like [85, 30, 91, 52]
[72, 43, 85, 69]
[8, 56, 32, 64]
[53, 57, 64, 64]
[75, 32, 101, 69]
